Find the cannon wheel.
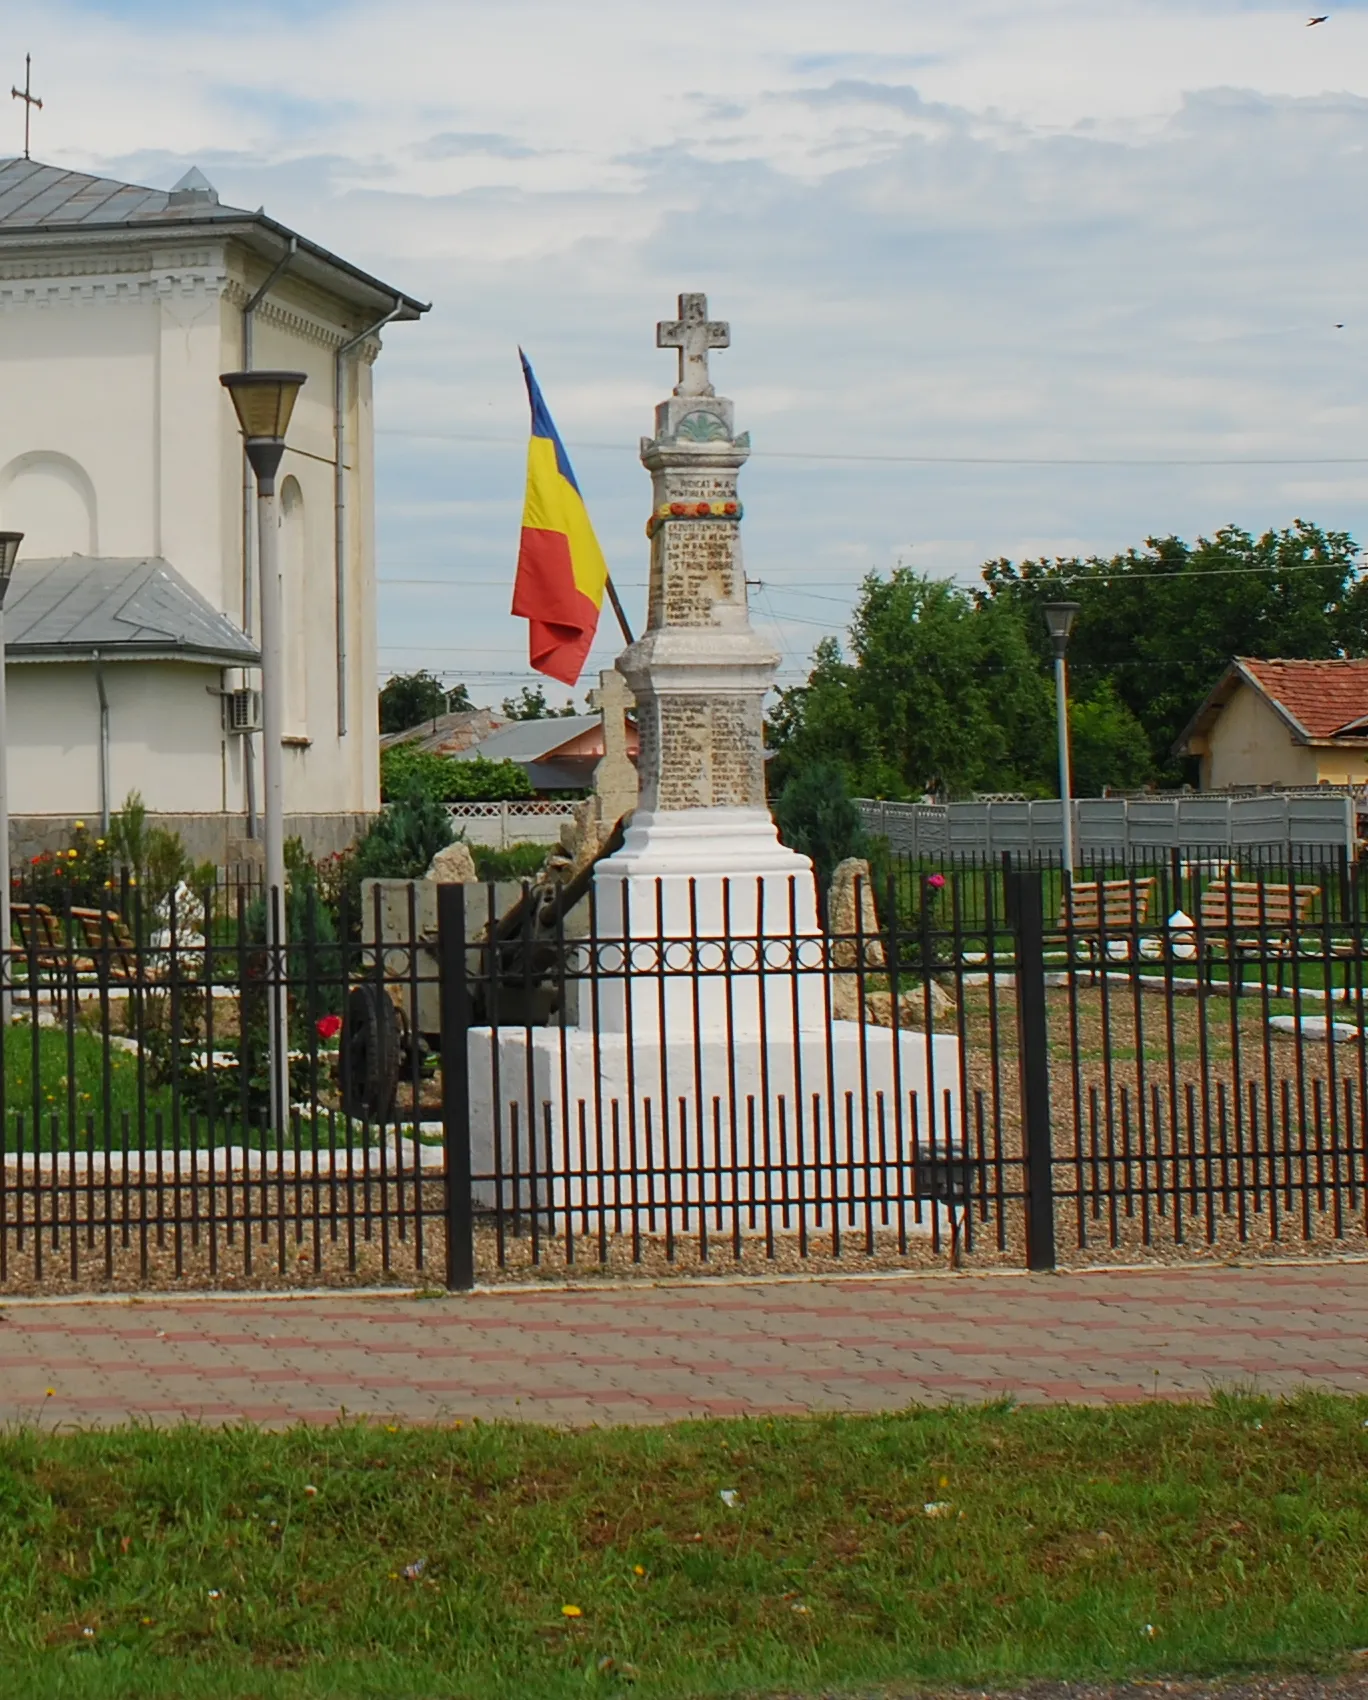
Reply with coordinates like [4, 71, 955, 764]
[340, 982, 402, 1122]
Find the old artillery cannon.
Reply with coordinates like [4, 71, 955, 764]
[338, 825, 621, 1123]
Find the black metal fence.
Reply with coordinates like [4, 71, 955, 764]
[3, 850, 1368, 1291]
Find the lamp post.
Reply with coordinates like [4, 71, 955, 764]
[0, 531, 23, 1028]
[1043, 599, 1081, 880]
[220, 371, 307, 1133]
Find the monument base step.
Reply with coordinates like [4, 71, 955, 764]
[466, 1021, 963, 1227]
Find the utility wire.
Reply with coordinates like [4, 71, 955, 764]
[377, 424, 1368, 468]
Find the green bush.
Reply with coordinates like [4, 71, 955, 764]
[316, 789, 459, 936]
[472, 842, 550, 881]
[380, 746, 534, 804]
[354, 790, 455, 882]
[23, 819, 115, 909]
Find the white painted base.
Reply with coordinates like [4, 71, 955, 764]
[590, 806, 827, 1036]
[465, 1020, 963, 1233]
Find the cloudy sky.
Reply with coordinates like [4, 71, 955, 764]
[10, 0, 1368, 704]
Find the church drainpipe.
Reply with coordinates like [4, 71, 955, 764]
[93, 652, 111, 835]
[240, 237, 297, 837]
[335, 304, 403, 740]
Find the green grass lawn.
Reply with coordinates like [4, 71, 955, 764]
[1, 1025, 177, 1144]
[0, 1028, 368, 1154]
[0, 1394, 1366, 1699]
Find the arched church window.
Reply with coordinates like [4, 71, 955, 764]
[0, 451, 99, 557]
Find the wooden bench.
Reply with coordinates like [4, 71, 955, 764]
[66, 906, 141, 980]
[11, 902, 64, 967]
[1061, 877, 1156, 971]
[1062, 876, 1156, 933]
[10, 902, 95, 1004]
[1197, 879, 1320, 993]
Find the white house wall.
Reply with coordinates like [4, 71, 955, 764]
[7, 660, 224, 817]
[0, 234, 388, 826]
[0, 280, 162, 557]
[1203, 684, 1321, 789]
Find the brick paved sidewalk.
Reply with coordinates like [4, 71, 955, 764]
[1, 1262, 1366, 1429]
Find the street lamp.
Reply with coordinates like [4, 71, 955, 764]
[0, 530, 22, 1027]
[1043, 599, 1081, 879]
[220, 371, 306, 1133]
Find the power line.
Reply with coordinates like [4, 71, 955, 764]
[377, 425, 1368, 469]
[378, 577, 648, 589]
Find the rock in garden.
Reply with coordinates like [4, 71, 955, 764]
[827, 858, 885, 971]
[863, 983, 955, 1029]
[424, 842, 478, 884]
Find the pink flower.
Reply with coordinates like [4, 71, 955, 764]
[927, 873, 946, 890]
[316, 1015, 342, 1041]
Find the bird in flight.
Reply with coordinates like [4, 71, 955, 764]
[1308, 14, 1329, 24]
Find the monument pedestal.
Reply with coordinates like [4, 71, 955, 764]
[466, 1021, 961, 1231]
[467, 807, 961, 1233]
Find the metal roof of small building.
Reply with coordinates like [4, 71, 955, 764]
[5, 557, 259, 666]
[0, 157, 429, 318]
[455, 715, 604, 765]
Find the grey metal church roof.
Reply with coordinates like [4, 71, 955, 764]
[0, 157, 428, 319]
[5, 557, 259, 667]
[0, 158, 193, 227]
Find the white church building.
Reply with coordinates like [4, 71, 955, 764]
[0, 156, 426, 862]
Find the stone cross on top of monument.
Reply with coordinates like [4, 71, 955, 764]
[656, 293, 729, 398]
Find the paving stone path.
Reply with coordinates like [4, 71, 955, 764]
[1, 1262, 1366, 1428]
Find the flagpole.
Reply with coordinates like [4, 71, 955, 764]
[604, 574, 634, 646]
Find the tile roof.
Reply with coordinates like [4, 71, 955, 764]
[379, 708, 507, 755]
[1236, 658, 1368, 740]
[5, 557, 258, 665]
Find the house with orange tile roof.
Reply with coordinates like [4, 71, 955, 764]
[1175, 658, 1368, 790]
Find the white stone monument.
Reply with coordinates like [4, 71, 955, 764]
[468, 297, 961, 1228]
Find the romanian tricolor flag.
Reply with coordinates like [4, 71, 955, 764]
[511, 352, 608, 687]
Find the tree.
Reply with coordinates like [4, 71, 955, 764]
[772, 761, 867, 887]
[378, 671, 473, 735]
[979, 521, 1363, 785]
[767, 569, 1054, 801]
[501, 683, 578, 720]
[1067, 682, 1154, 798]
[770, 522, 1366, 808]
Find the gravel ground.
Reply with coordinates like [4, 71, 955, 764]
[757, 1675, 1368, 1700]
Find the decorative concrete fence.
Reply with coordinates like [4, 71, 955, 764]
[445, 800, 577, 849]
[858, 793, 1358, 862]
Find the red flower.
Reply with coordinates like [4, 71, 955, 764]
[316, 1014, 342, 1040]
[927, 873, 946, 890]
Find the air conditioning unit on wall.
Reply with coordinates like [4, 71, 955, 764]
[223, 687, 262, 735]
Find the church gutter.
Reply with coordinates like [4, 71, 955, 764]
[92, 652, 111, 834]
[335, 305, 404, 740]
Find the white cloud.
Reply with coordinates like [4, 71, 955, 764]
[7, 0, 1368, 687]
